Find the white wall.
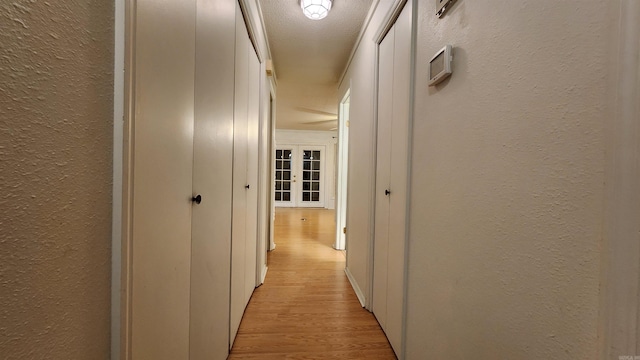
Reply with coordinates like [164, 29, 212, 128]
[404, 0, 621, 358]
[275, 129, 337, 209]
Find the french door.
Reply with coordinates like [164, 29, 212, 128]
[275, 145, 325, 208]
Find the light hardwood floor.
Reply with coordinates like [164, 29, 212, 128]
[229, 208, 396, 359]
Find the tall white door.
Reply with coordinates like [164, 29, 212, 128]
[130, 1, 260, 358]
[130, 0, 196, 358]
[189, 0, 236, 358]
[245, 43, 260, 305]
[230, 5, 260, 346]
[274, 145, 326, 208]
[230, 5, 249, 345]
[372, 3, 411, 358]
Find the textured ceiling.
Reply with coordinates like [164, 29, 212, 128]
[260, 0, 375, 130]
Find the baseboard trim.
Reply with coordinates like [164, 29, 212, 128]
[345, 267, 366, 307]
[260, 265, 268, 285]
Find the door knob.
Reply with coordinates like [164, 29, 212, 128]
[192, 194, 202, 204]
[245, 184, 250, 189]
[384, 189, 390, 196]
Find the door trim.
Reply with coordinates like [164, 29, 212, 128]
[373, 0, 408, 44]
[118, 0, 137, 359]
[335, 88, 350, 250]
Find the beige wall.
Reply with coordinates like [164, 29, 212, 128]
[405, 0, 618, 358]
[0, 0, 114, 359]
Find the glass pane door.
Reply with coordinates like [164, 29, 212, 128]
[274, 148, 294, 206]
[301, 150, 321, 203]
[274, 145, 324, 208]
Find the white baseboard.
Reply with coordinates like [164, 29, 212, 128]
[345, 267, 366, 307]
[260, 265, 268, 285]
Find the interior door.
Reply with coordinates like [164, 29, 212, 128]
[274, 146, 296, 207]
[130, 0, 196, 358]
[372, 3, 411, 358]
[230, 5, 260, 345]
[230, 4, 249, 345]
[298, 146, 325, 208]
[189, 0, 235, 358]
[245, 39, 260, 307]
[373, 24, 394, 332]
[274, 145, 325, 208]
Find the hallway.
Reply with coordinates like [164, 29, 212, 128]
[229, 208, 396, 359]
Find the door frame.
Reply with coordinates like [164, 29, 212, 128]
[335, 88, 350, 250]
[267, 82, 277, 252]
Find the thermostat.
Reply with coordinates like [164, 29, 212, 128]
[428, 45, 453, 86]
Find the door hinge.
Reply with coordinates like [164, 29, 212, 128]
[343, 227, 347, 234]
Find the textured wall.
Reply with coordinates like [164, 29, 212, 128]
[0, 1, 114, 358]
[405, 0, 616, 358]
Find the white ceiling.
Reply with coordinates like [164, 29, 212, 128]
[259, 0, 375, 130]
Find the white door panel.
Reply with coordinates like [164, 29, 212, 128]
[245, 45, 260, 302]
[230, 6, 260, 345]
[189, 0, 235, 358]
[372, 3, 411, 358]
[131, 0, 196, 358]
[386, 5, 412, 353]
[230, 4, 249, 345]
[373, 25, 394, 330]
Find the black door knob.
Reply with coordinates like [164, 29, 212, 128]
[245, 184, 250, 189]
[192, 194, 202, 204]
[384, 189, 390, 196]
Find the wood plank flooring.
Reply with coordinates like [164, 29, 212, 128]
[228, 208, 396, 359]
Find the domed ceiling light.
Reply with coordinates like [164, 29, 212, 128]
[301, 0, 332, 20]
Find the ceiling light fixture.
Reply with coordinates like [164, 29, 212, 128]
[301, 0, 332, 20]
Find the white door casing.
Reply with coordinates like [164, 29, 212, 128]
[335, 90, 350, 250]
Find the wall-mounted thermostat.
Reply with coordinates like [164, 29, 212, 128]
[428, 45, 453, 86]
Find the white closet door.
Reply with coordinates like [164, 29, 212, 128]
[130, 0, 196, 358]
[372, 3, 411, 357]
[189, 0, 236, 358]
[386, 4, 411, 354]
[245, 46, 260, 302]
[373, 25, 394, 330]
[230, 3, 249, 346]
